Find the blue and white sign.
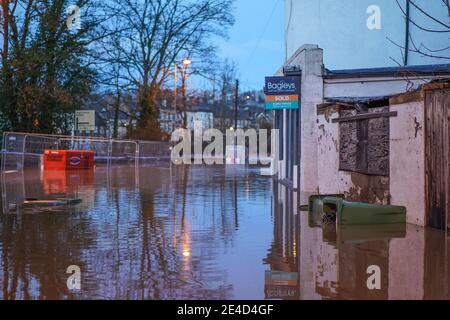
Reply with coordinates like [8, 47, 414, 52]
[264, 76, 300, 95]
[264, 76, 301, 110]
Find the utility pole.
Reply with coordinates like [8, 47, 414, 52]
[173, 63, 177, 120]
[181, 58, 191, 129]
[234, 79, 239, 130]
[403, 0, 410, 66]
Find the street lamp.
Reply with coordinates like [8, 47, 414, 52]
[180, 58, 191, 129]
[182, 58, 192, 67]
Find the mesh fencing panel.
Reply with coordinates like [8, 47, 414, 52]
[1, 132, 172, 171]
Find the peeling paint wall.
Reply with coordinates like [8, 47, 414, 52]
[317, 111, 352, 195]
[317, 108, 390, 204]
[389, 100, 426, 226]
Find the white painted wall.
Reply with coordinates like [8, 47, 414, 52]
[324, 77, 447, 99]
[285, 0, 448, 69]
[317, 112, 353, 195]
[389, 99, 426, 226]
[276, 45, 323, 192]
[296, 45, 324, 193]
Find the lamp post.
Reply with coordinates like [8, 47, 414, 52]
[174, 63, 177, 115]
[180, 58, 191, 128]
[173, 58, 192, 129]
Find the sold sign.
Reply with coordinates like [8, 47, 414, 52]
[264, 76, 300, 110]
[266, 95, 298, 102]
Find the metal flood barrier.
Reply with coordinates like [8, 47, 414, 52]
[1, 132, 173, 172]
[0, 132, 173, 215]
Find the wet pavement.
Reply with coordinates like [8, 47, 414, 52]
[0, 164, 449, 300]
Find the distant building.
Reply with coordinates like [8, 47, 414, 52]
[81, 92, 137, 139]
[186, 105, 214, 131]
[159, 106, 182, 135]
[255, 112, 272, 129]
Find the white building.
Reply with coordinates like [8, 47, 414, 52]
[285, 0, 448, 69]
[159, 108, 182, 134]
[273, 44, 450, 228]
[274, 0, 450, 229]
[186, 106, 214, 131]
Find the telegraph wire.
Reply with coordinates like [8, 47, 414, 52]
[245, 0, 282, 67]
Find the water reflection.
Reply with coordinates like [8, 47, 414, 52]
[273, 185, 450, 300]
[263, 183, 299, 300]
[0, 165, 272, 299]
[1, 165, 450, 300]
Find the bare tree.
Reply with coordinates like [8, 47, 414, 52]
[104, 0, 234, 140]
[390, 0, 450, 63]
[0, 0, 234, 136]
[217, 59, 237, 131]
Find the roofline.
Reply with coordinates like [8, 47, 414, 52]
[324, 64, 450, 79]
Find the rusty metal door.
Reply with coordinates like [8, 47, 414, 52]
[425, 89, 450, 230]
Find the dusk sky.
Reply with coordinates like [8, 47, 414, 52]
[215, 0, 284, 91]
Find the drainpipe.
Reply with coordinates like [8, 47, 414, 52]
[404, 0, 410, 66]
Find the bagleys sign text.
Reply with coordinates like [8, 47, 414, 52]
[265, 76, 300, 95]
[264, 76, 300, 110]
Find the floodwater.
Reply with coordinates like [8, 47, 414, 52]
[0, 164, 449, 300]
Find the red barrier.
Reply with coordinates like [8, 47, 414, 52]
[43, 150, 94, 170]
[43, 169, 94, 195]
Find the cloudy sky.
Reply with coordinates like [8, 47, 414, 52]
[215, 0, 284, 91]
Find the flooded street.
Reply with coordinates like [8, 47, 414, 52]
[0, 165, 449, 300]
[0, 165, 273, 299]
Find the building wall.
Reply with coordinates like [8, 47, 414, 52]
[317, 107, 390, 204]
[277, 45, 323, 192]
[317, 110, 353, 196]
[389, 98, 426, 226]
[187, 112, 214, 130]
[285, 0, 448, 69]
[324, 77, 444, 99]
[316, 91, 431, 225]
[279, 45, 441, 200]
[277, 45, 449, 227]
